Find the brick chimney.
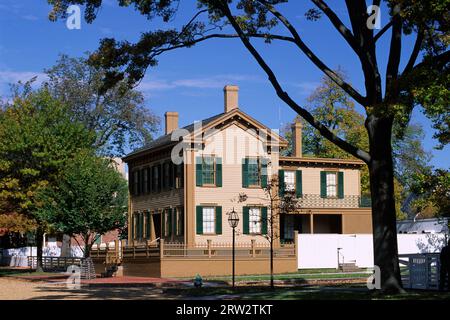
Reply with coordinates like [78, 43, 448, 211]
[165, 111, 179, 135]
[292, 121, 303, 158]
[224, 85, 239, 113]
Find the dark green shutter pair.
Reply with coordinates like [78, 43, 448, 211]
[196, 157, 222, 187]
[242, 158, 268, 188]
[278, 170, 302, 198]
[195, 206, 222, 235]
[320, 171, 344, 198]
[242, 206, 267, 235]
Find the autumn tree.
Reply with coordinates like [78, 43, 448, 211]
[47, 0, 449, 293]
[0, 89, 95, 270]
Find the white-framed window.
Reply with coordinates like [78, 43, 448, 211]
[326, 172, 338, 197]
[249, 207, 262, 234]
[202, 156, 216, 185]
[202, 207, 216, 234]
[284, 171, 295, 192]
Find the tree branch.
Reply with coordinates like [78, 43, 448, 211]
[257, 0, 367, 106]
[311, 0, 360, 53]
[219, 2, 371, 163]
[385, 12, 402, 101]
[401, 30, 424, 76]
[373, 20, 393, 43]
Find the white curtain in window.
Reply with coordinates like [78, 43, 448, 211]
[202, 207, 215, 234]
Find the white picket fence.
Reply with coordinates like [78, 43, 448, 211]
[297, 233, 447, 269]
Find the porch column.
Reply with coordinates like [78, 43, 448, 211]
[310, 213, 314, 234]
[184, 148, 196, 247]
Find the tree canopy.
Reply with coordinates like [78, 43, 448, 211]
[36, 151, 128, 257]
[0, 89, 95, 223]
[44, 54, 159, 156]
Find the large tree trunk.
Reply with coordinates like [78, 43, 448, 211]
[35, 227, 44, 273]
[366, 115, 404, 293]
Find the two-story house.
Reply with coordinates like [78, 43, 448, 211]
[112, 85, 371, 277]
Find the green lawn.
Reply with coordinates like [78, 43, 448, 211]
[198, 269, 372, 282]
[166, 285, 450, 300]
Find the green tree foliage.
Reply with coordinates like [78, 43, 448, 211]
[43, 54, 159, 156]
[46, 0, 449, 292]
[411, 169, 450, 218]
[0, 89, 95, 221]
[0, 89, 96, 270]
[36, 152, 128, 257]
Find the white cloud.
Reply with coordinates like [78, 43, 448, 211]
[292, 81, 320, 95]
[21, 15, 38, 21]
[138, 74, 262, 92]
[0, 70, 47, 86]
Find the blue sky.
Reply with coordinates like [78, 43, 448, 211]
[0, 0, 448, 169]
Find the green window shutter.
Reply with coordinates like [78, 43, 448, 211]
[320, 171, 327, 198]
[167, 208, 172, 236]
[129, 170, 134, 195]
[242, 158, 249, 188]
[158, 164, 162, 192]
[243, 206, 250, 234]
[140, 169, 146, 194]
[196, 206, 203, 235]
[161, 210, 165, 237]
[169, 163, 174, 189]
[261, 158, 268, 188]
[146, 211, 151, 239]
[137, 212, 141, 240]
[261, 207, 268, 235]
[140, 212, 144, 240]
[338, 171, 344, 199]
[215, 157, 222, 187]
[296, 170, 303, 198]
[131, 213, 135, 240]
[196, 157, 203, 186]
[278, 170, 285, 197]
[147, 168, 152, 193]
[95, 234, 102, 245]
[215, 206, 222, 234]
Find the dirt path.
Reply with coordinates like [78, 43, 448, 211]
[0, 278, 168, 300]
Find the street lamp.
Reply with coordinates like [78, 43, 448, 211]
[227, 207, 240, 289]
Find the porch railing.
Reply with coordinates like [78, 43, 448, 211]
[91, 237, 297, 262]
[295, 194, 371, 208]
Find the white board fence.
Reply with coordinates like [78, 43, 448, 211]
[297, 233, 447, 269]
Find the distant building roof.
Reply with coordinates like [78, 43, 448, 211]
[397, 218, 449, 234]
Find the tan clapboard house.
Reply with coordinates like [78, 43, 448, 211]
[115, 85, 372, 277]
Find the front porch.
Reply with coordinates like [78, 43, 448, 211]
[91, 235, 298, 278]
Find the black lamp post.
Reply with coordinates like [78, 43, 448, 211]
[228, 208, 239, 289]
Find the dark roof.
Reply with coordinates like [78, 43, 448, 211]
[397, 218, 449, 234]
[123, 112, 225, 160]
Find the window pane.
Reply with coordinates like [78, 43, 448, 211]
[326, 172, 337, 197]
[249, 207, 261, 234]
[202, 207, 215, 234]
[284, 171, 295, 191]
[202, 157, 215, 185]
[248, 158, 260, 186]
